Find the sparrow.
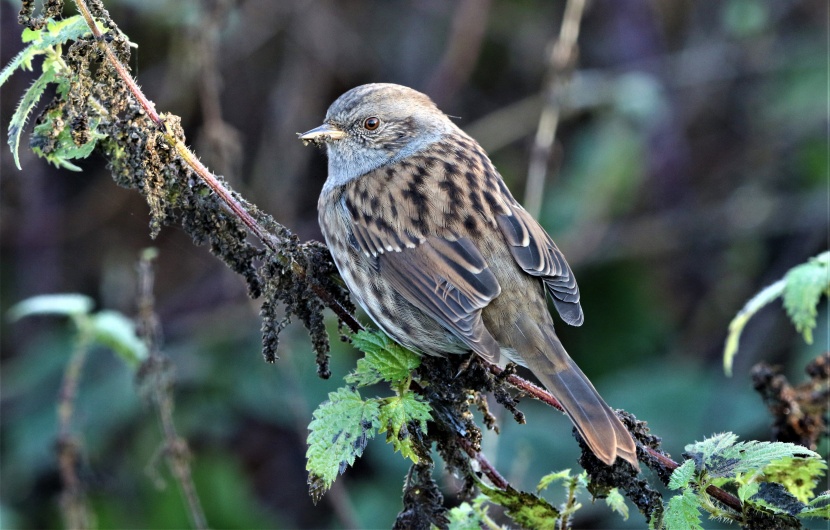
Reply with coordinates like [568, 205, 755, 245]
[300, 83, 638, 469]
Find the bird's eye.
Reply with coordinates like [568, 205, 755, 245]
[363, 117, 381, 131]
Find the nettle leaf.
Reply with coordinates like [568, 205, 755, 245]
[709, 440, 819, 478]
[764, 456, 827, 503]
[684, 432, 739, 468]
[669, 459, 697, 490]
[664, 488, 703, 530]
[801, 492, 830, 519]
[32, 115, 105, 171]
[537, 469, 573, 492]
[346, 329, 421, 387]
[479, 482, 561, 530]
[378, 391, 431, 462]
[447, 501, 489, 530]
[750, 482, 805, 517]
[737, 481, 760, 503]
[306, 387, 380, 503]
[723, 251, 829, 375]
[604, 488, 629, 521]
[8, 68, 57, 170]
[783, 251, 830, 344]
[90, 310, 148, 369]
[7, 293, 94, 320]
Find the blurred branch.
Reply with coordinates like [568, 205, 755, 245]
[425, 0, 491, 105]
[56, 327, 93, 530]
[136, 250, 208, 530]
[524, 0, 587, 218]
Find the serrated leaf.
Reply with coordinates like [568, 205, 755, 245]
[346, 330, 421, 386]
[764, 456, 827, 503]
[686, 433, 821, 479]
[801, 492, 830, 519]
[783, 251, 830, 344]
[90, 310, 148, 369]
[378, 391, 431, 462]
[7, 293, 94, 320]
[723, 279, 785, 375]
[724, 251, 830, 375]
[684, 432, 739, 467]
[738, 480, 760, 502]
[306, 387, 380, 500]
[604, 488, 629, 520]
[537, 469, 572, 492]
[479, 482, 561, 530]
[717, 441, 818, 478]
[669, 459, 697, 490]
[8, 68, 56, 170]
[32, 120, 105, 172]
[749, 481, 806, 516]
[664, 489, 703, 530]
[446, 501, 488, 530]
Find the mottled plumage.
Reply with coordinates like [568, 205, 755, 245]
[301, 83, 638, 469]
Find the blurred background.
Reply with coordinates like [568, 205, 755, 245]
[1, 0, 827, 528]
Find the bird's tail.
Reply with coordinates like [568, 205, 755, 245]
[515, 320, 639, 469]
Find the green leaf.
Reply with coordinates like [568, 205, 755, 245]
[801, 492, 830, 519]
[90, 310, 148, 369]
[537, 469, 572, 492]
[723, 251, 830, 375]
[32, 118, 105, 172]
[346, 330, 421, 387]
[446, 501, 489, 530]
[604, 488, 629, 520]
[737, 481, 760, 503]
[749, 482, 806, 516]
[664, 489, 703, 530]
[686, 433, 820, 479]
[2, 16, 97, 87]
[722, 279, 785, 375]
[783, 251, 830, 344]
[7, 68, 56, 170]
[7, 293, 95, 320]
[669, 459, 697, 490]
[378, 391, 431, 462]
[305, 387, 380, 502]
[763, 456, 827, 504]
[479, 482, 561, 530]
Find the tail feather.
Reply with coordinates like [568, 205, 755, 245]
[515, 320, 639, 469]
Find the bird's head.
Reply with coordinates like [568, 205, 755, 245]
[299, 83, 457, 189]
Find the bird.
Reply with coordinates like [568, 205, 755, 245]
[300, 83, 638, 469]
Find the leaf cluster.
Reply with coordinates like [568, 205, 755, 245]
[724, 251, 829, 375]
[305, 330, 432, 504]
[663, 432, 829, 530]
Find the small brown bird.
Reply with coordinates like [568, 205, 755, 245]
[301, 83, 638, 469]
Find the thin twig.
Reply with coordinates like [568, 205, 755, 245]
[524, 0, 586, 218]
[137, 251, 208, 530]
[56, 327, 93, 530]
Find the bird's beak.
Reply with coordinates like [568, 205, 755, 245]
[298, 123, 346, 145]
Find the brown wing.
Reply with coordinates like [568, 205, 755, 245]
[381, 238, 501, 361]
[349, 209, 502, 360]
[496, 205, 584, 326]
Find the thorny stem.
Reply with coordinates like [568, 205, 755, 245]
[73, 0, 362, 335]
[457, 436, 509, 490]
[70, 0, 745, 518]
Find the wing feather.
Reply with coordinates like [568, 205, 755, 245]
[496, 206, 584, 326]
